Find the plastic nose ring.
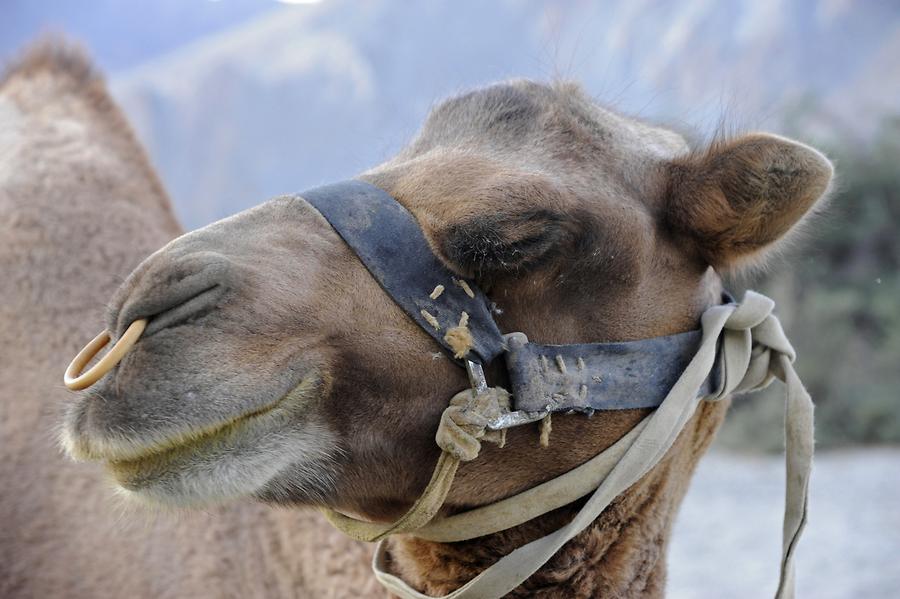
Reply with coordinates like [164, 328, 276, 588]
[64, 319, 147, 391]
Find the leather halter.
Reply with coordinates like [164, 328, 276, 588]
[302, 181, 813, 599]
[301, 180, 721, 420]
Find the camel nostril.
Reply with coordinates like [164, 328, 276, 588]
[142, 283, 227, 336]
[112, 252, 234, 338]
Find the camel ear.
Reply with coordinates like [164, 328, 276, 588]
[666, 133, 833, 269]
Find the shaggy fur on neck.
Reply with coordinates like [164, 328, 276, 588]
[382, 401, 727, 598]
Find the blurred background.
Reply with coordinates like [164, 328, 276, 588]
[3, 1, 899, 597]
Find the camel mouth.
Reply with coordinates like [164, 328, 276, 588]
[74, 372, 335, 506]
[105, 393, 288, 479]
[64, 384, 290, 463]
[63, 370, 325, 477]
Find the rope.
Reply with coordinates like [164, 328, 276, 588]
[319, 387, 510, 542]
[365, 291, 813, 599]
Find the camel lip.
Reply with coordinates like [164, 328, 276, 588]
[62, 371, 322, 464]
[106, 396, 285, 467]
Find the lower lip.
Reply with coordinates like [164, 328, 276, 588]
[103, 372, 321, 486]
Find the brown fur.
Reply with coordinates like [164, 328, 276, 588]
[2, 41, 832, 597]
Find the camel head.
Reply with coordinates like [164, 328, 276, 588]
[63, 81, 832, 517]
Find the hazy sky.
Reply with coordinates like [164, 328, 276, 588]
[1, 0, 288, 71]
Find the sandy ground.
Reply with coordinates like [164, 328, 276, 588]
[668, 448, 900, 598]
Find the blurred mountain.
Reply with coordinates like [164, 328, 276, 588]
[1, 0, 275, 72]
[109, 0, 900, 228]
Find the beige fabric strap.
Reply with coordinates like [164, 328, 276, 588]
[414, 419, 647, 542]
[370, 291, 814, 599]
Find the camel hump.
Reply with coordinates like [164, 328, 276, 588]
[1, 36, 104, 92]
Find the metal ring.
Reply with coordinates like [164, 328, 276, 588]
[63, 319, 147, 391]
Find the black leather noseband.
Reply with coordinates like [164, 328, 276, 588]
[300, 180, 720, 415]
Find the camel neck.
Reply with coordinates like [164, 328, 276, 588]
[372, 401, 729, 599]
[375, 394, 728, 598]
[380, 475, 677, 598]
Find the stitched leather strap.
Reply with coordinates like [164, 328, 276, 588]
[300, 181, 505, 364]
[504, 329, 719, 412]
[300, 180, 721, 414]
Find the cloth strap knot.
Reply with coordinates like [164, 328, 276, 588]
[709, 291, 797, 401]
[436, 387, 510, 461]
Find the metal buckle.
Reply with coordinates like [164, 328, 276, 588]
[464, 359, 549, 431]
[464, 359, 489, 394]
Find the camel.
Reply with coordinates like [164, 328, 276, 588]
[0, 41, 377, 598]
[1, 41, 832, 598]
